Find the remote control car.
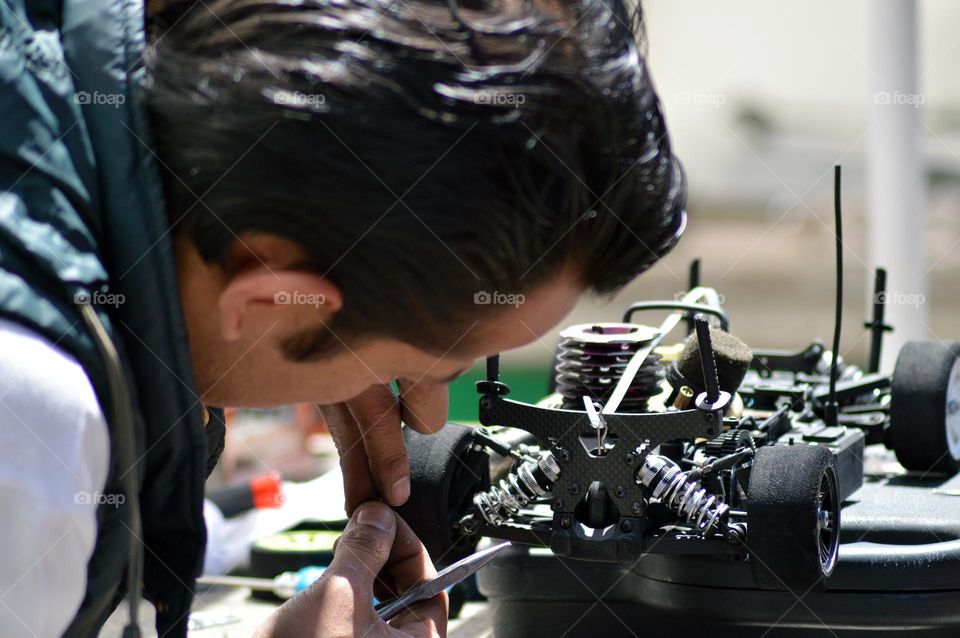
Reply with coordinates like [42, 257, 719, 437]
[394, 168, 960, 635]
[394, 189, 960, 604]
[397, 162, 960, 605]
[399, 265, 960, 594]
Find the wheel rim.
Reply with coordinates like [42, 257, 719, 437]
[816, 469, 840, 577]
[946, 357, 960, 460]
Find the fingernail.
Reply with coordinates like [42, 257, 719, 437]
[390, 476, 410, 505]
[357, 503, 395, 531]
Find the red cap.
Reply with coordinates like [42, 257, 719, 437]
[251, 471, 284, 509]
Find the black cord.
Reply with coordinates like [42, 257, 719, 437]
[826, 165, 843, 427]
[80, 303, 143, 638]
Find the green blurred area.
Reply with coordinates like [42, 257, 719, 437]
[448, 363, 550, 422]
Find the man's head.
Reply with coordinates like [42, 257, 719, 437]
[145, 0, 684, 407]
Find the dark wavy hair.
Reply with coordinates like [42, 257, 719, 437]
[145, 0, 685, 360]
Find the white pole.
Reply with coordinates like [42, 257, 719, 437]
[868, 0, 928, 372]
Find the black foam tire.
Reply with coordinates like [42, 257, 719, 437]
[747, 445, 840, 592]
[889, 341, 960, 476]
[394, 423, 490, 566]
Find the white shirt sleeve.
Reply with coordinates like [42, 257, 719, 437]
[0, 318, 110, 638]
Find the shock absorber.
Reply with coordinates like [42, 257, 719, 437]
[638, 454, 730, 534]
[474, 453, 561, 526]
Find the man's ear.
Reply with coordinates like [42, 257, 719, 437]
[218, 268, 343, 341]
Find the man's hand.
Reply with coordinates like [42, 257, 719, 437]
[255, 501, 448, 638]
[322, 381, 447, 514]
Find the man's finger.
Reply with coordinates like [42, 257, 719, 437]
[347, 385, 411, 507]
[386, 597, 447, 637]
[382, 515, 448, 637]
[327, 502, 397, 591]
[372, 512, 437, 601]
[397, 380, 448, 435]
[384, 513, 438, 592]
[321, 402, 377, 514]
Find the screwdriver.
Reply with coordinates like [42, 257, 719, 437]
[197, 566, 327, 600]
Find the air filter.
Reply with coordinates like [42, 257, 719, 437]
[671, 326, 752, 396]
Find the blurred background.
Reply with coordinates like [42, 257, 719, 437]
[446, 0, 960, 418]
[212, 0, 960, 482]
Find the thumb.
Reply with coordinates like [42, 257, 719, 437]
[327, 501, 397, 591]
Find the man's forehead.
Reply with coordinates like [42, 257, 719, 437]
[471, 271, 584, 353]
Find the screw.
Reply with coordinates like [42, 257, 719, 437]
[705, 412, 716, 423]
[559, 515, 572, 529]
[480, 397, 492, 410]
[552, 497, 565, 511]
[558, 449, 570, 462]
[570, 482, 581, 496]
[624, 452, 636, 465]
[615, 485, 626, 498]
[620, 519, 634, 533]
[631, 501, 642, 515]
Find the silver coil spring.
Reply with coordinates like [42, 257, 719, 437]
[474, 453, 561, 527]
[638, 454, 729, 534]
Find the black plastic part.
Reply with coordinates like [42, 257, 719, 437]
[750, 342, 825, 376]
[811, 372, 890, 405]
[575, 481, 620, 529]
[747, 445, 839, 592]
[622, 301, 730, 331]
[865, 268, 893, 374]
[826, 164, 843, 428]
[393, 423, 490, 565]
[685, 259, 701, 334]
[889, 341, 960, 475]
[477, 467, 960, 636]
[479, 394, 719, 561]
[694, 314, 722, 402]
[476, 355, 511, 396]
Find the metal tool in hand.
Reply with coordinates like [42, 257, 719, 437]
[376, 541, 512, 621]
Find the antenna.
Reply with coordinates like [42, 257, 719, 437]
[685, 258, 701, 334]
[865, 267, 893, 373]
[825, 165, 843, 427]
